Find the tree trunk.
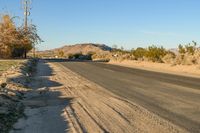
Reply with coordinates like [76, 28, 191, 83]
[24, 50, 27, 59]
[23, 49, 27, 59]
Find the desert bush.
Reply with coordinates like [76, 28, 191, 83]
[178, 41, 197, 55]
[194, 49, 200, 65]
[68, 52, 93, 60]
[72, 53, 81, 59]
[178, 45, 186, 54]
[192, 49, 200, 68]
[129, 55, 136, 60]
[92, 52, 111, 61]
[121, 53, 132, 60]
[182, 53, 196, 65]
[58, 50, 64, 57]
[145, 45, 167, 62]
[175, 53, 197, 65]
[175, 41, 199, 65]
[128, 45, 168, 62]
[131, 47, 147, 60]
[87, 51, 96, 59]
[174, 54, 184, 65]
[68, 54, 74, 59]
[162, 52, 176, 64]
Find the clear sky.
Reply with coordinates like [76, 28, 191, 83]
[0, 0, 200, 50]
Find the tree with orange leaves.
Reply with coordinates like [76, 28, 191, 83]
[0, 14, 42, 58]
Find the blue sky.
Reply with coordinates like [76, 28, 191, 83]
[0, 0, 200, 50]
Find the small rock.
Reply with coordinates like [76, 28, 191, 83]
[1, 83, 7, 88]
[26, 73, 29, 77]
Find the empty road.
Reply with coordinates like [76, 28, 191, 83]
[57, 61, 200, 133]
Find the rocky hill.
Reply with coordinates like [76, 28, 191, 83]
[38, 43, 112, 58]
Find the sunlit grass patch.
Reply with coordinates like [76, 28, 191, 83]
[0, 60, 23, 73]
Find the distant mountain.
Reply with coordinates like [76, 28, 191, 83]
[38, 43, 112, 57]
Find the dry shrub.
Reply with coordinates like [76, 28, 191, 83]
[194, 49, 200, 64]
[92, 52, 111, 61]
[175, 41, 199, 65]
[194, 50, 200, 69]
[129, 55, 136, 60]
[182, 53, 196, 65]
[162, 53, 175, 64]
[121, 53, 132, 60]
[174, 54, 184, 65]
[175, 53, 196, 65]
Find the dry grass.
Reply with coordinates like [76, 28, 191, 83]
[0, 60, 23, 73]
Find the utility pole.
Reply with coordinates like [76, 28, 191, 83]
[22, 0, 34, 57]
[23, 0, 31, 29]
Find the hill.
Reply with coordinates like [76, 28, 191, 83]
[38, 43, 112, 58]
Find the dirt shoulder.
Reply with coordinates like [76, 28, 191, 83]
[0, 59, 36, 133]
[10, 60, 70, 133]
[12, 60, 187, 133]
[109, 60, 200, 78]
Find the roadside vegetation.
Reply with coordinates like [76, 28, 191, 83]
[0, 12, 40, 133]
[68, 52, 93, 60]
[0, 59, 38, 133]
[49, 41, 200, 68]
[0, 14, 42, 59]
[91, 41, 200, 67]
[0, 60, 23, 73]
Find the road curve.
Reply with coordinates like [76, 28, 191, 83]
[58, 61, 200, 133]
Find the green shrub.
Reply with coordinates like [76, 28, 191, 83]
[146, 45, 167, 62]
[131, 47, 147, 60]
[68, 53, 74, 59]
[178, 45, 186, 54]
[175, 41, 199, 65]
[178, 41, 197, 55]
[73, 53, 82, 59]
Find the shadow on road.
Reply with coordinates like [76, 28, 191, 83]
[45, 58, 109, 63]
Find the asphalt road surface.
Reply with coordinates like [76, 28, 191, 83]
[57, 61, 200, 133]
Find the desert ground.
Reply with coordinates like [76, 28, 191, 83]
[109, 60, 200, 78]
[10, 60, 190, 133]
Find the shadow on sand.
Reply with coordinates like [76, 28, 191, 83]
[10, 60, 73, 133]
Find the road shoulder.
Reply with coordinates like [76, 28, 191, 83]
[109, 60, 200, 78]
[10, 60, 70, 133]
